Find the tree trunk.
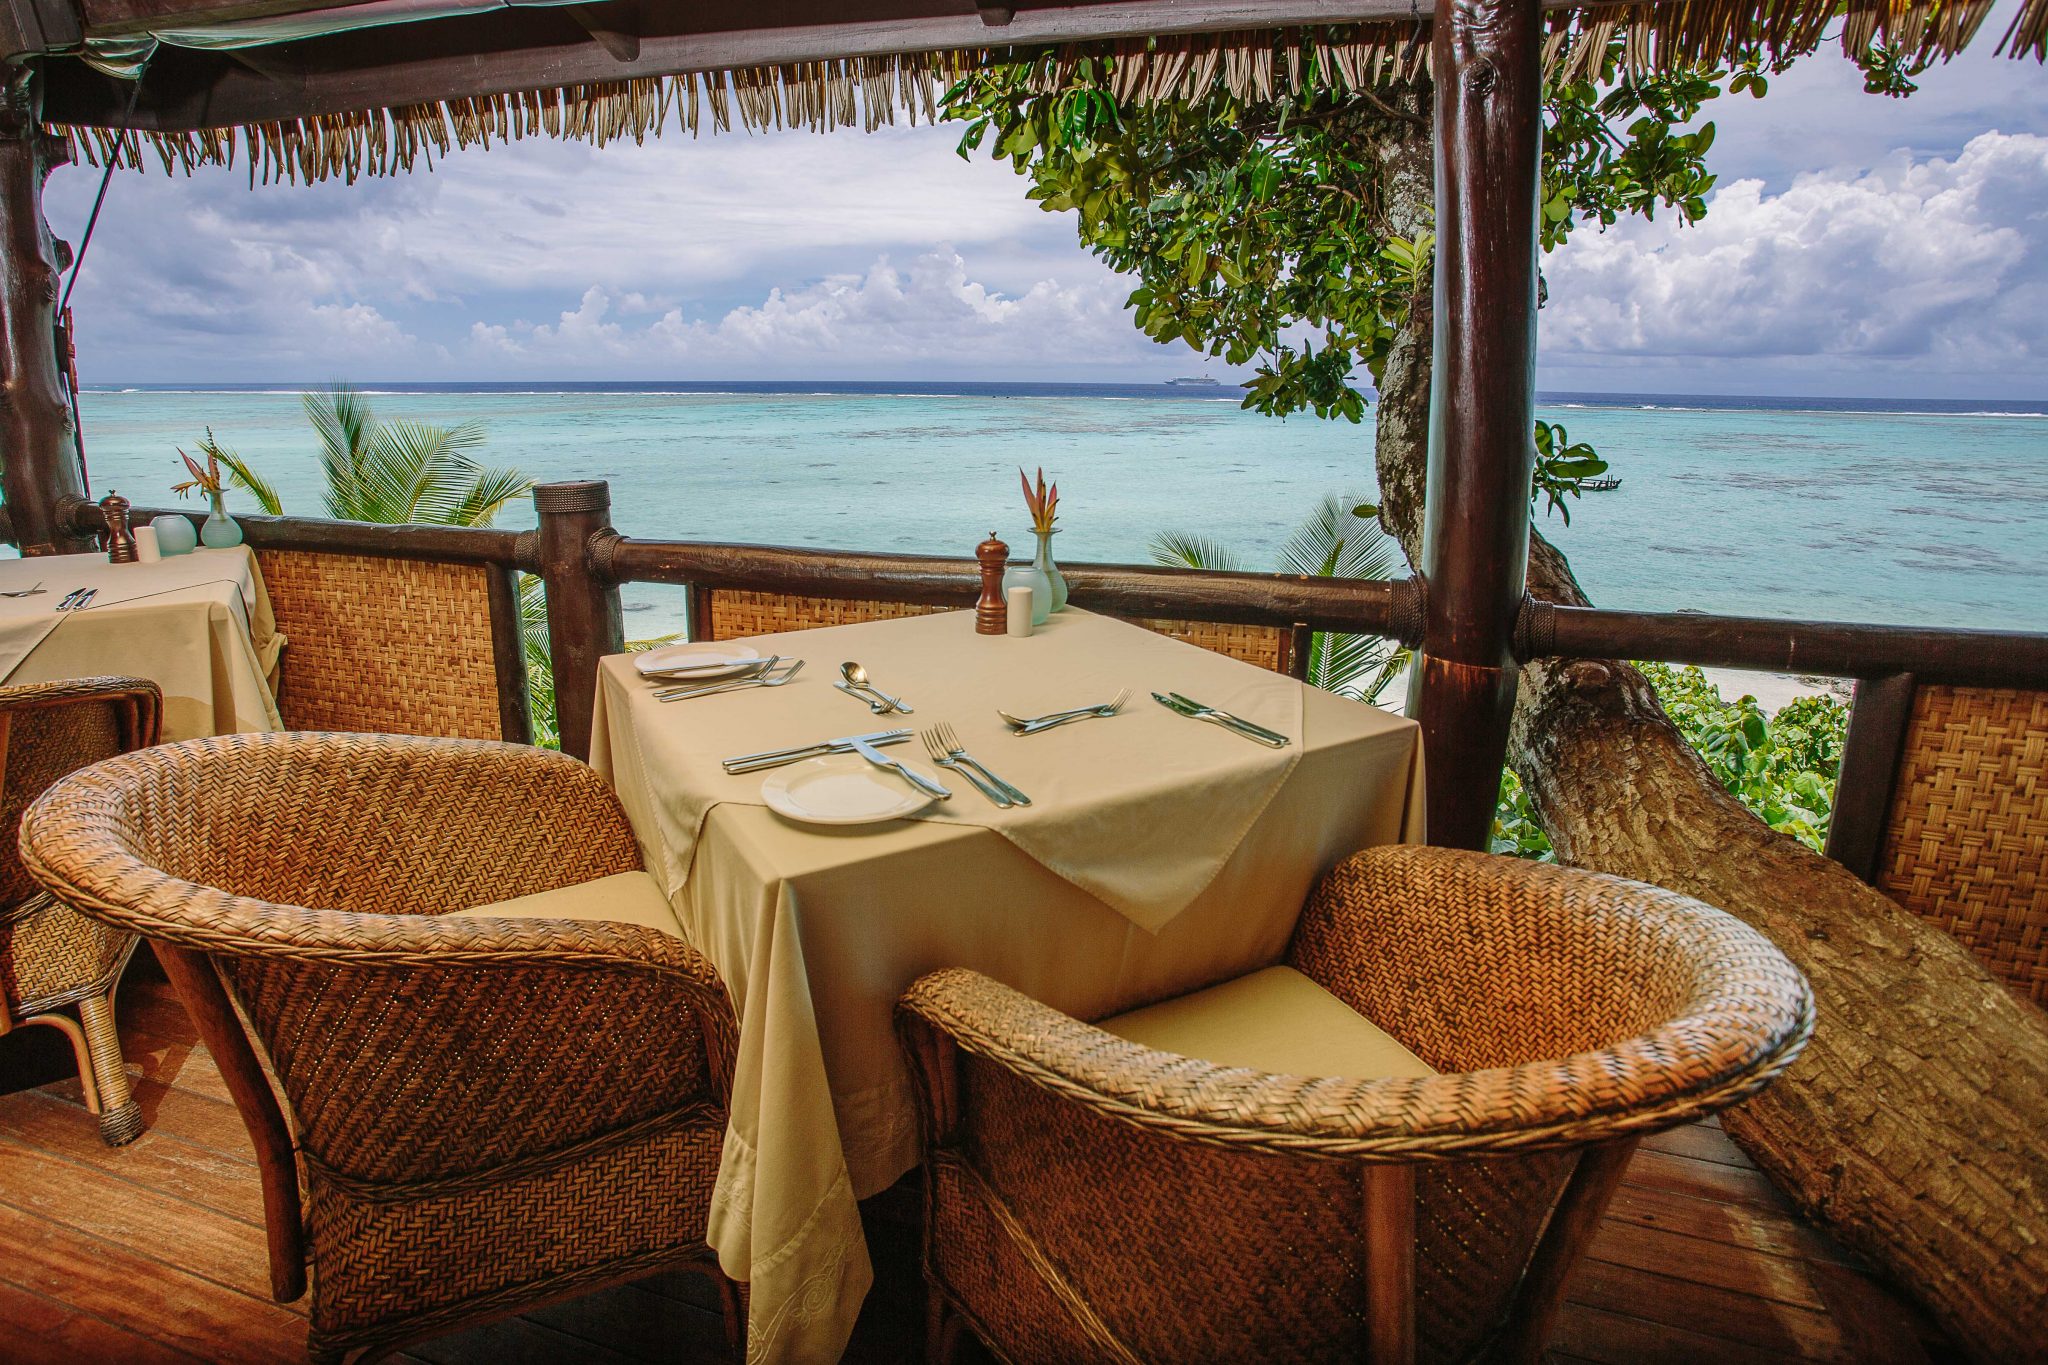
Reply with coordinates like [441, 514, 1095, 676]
[0, 72, 90, 554]
[1368, 114, 2048, 1363]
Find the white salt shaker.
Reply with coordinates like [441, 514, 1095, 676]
[132, 524, 162, 563]
[1005, 585, 1034, 638]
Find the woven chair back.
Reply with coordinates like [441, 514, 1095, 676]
[259, 549, 508, 739]
[0, 678, 160, 910]
[19, 732, 735, 1185]
[1877, 685, 2048, 1005]
[703, 588, 1289, 672]
[901, 847, 1813, 1365]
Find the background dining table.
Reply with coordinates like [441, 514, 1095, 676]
[590, 607, 1424, 1365]
[0, 546, 283, 739]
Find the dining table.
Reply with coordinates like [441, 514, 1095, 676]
[588, 606, 1424, 1364]
[0, 546, 284, 739]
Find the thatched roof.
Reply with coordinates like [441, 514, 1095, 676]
[37, 0, 2045, 186]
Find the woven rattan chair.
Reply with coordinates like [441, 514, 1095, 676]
[898, 845, 1815, 1365]
[18, 731, 742, 1364]
[0, 675, 161, 1146]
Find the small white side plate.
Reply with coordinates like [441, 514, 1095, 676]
[634, 642, 761, 680]
[761, 754, 934, 826]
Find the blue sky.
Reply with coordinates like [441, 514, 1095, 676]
[49, 10, 2048, 398]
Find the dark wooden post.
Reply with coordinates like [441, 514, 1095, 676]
[1823, 671, 1917, 882]
[533, 480, 623, 761]
[0, 72, 91, 555]
[1413, 0, 1546, 850]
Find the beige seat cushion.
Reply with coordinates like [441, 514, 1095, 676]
[453, 870, 686, 939]
[1100, 965, 1436, 1080]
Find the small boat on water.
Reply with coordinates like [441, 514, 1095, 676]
[1582, 475, 1623, 491]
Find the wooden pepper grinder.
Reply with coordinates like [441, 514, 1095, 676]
[975, 532, 1010, 635]
[100, 491, 139, 564]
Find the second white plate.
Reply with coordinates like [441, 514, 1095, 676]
[634, 642, 762, 680]
[761, 754, 935, 826]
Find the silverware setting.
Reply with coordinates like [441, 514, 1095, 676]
[654, 658, 804, 702]
[1152, 691, 1291, 748]
[53, 588, 95, 612]
[921, 723, 1030, 808]
[645, 653, 783, 682]
[723, 728, 913, 774]
[849, 735, 951, 801]
[838, 661, 913, 714]
[0, 581, 45, 598]
[1000, 688, 1130, 736]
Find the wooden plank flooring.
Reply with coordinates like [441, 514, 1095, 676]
[0, 973, 1957, 1365]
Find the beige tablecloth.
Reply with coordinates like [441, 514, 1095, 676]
[0, 547, 284, 739]
[590, 608, 1423, 1364]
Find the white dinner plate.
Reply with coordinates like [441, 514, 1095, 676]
[760, 754, 935, 826]
[633, 642, 762, 680]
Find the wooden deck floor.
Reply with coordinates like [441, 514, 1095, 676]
[0, 971, 1957, 1365]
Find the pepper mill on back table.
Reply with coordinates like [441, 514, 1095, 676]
[975, 532, 1010, 635]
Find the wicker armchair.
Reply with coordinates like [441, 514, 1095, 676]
[18, 731, 742, 1364]
[0, 676, 161, 1145]
[897, 845, 1815, 1365]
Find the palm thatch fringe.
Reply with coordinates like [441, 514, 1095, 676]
[49, 0, 2034, 187]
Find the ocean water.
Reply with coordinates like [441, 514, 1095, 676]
[67, 383, 2048, 640]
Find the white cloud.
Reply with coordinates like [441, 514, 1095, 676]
[1541, 131, 2048, 390]
[465, 247, 1158, 375]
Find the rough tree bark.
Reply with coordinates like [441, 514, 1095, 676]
[0, 71, 91, 554]
[1366, 110, 2048, 1363]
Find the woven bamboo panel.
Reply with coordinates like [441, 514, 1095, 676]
[705, 591, 1286, 672]
[706, 591, 944, 640]
[1877, 686, 2048, 1004]
[1120, 617, 1285, 672]
[258, 550, 504, 740]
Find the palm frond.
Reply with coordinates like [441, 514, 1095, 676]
[306, 384, 378, 521]
[200, 433, 285, 516]
[442, 464, 536, 528]
[1148, 531, 1247, 572]
[1278, 494, 1398, 581]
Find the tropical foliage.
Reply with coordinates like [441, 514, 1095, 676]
[1491, 665, 1849, 859]
[1151, 496, 1409, 704]
[303, 385, 530, 527]
[943, 33, 1756, 494]
[175, 429, 284, 515]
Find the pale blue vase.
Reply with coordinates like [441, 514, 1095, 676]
[151, 513, 198, 557]
[1001, 554, 1052, 627]
[201, 493, 243, 549]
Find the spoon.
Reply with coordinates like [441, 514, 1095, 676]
[839, 661, 913, 714]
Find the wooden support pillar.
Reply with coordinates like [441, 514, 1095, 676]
[533, 480, 623, 761]
[1413, 0, 1546, 850]
[1823, 671, 1917, 882]
[0, 72, 91, 555]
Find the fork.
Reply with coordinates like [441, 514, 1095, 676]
[0, 581, 44, 598]
[921, 728, 1011, 808]
[925, 722, 1031, 807]
[655, 659, 806, 701]
[1002, 689, 1130, 735]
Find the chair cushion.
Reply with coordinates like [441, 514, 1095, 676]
[1099, 965, 1436, 1080]
[452, 871, 685, 939]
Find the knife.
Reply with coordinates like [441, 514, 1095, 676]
[1153, 692, 1291, 748]
[722, 728, 913, 774]
[53, 588, 85, 612]
[849, 737, 951, 800]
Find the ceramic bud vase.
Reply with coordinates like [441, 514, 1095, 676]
[1002, 547, 1053, 628]
[1034, 528, 1069, 615]
[201, 492, 243, 549]
[150, 513, 198, 557]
